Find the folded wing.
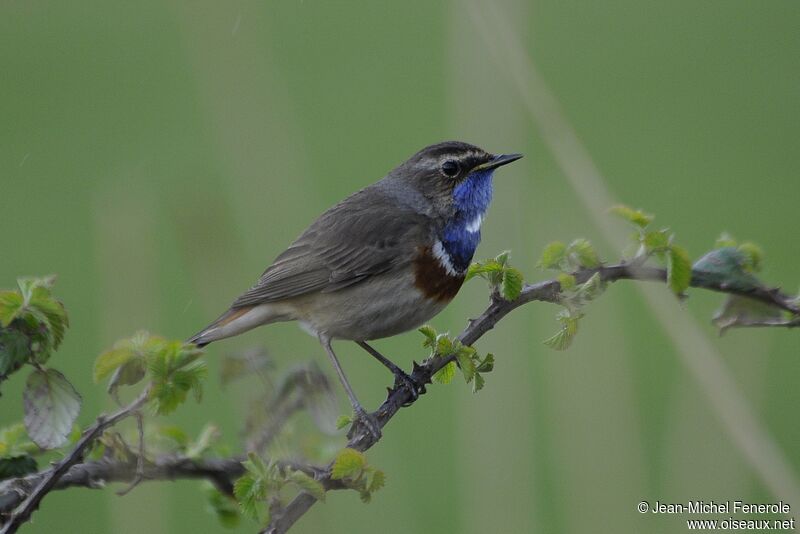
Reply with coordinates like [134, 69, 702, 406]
[231, 189, 430, 308]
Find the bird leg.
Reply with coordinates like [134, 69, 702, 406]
[319, 335, 382, 441]
[356, 341, 424, 406]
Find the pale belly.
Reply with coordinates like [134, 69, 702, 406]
[288, 269, 451, 341]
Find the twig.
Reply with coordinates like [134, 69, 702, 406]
[116, 409, 145, 496]
[718, 318, 800, 331]
[0, 388, 150, 534]
[0, 455, 323, 515]
[262, 262, 800, 533]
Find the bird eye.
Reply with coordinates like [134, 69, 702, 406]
[441, 160, 460, 177]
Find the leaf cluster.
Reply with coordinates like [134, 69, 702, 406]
[0, 277, 81, 451]
[94, 331, 207, 414]
[695, 234, 792, 333]
[232, 452, 327, 526]
[330, 447, 385, 503]
[0, 423, 39, 480]
[536, 236, 607, 350]
[0, 276, 69, 385]
[204, 482, 241, 529]
[419, 326, 494, 392]
[537, 238, 601, 271]
[466, 251, 524, 301]
[610, 205, 692, 295]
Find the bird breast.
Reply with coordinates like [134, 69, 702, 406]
[413, 242, 467, 301]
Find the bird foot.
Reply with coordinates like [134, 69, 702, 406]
[347, 407, 382, 442]
[393, 371, 425, 407]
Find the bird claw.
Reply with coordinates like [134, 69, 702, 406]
[393, 371, 424, 407]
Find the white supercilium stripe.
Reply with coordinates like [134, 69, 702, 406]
[465, 214, 483, 233]
[432, 240, 460, 276]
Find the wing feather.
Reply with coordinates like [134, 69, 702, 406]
[231, 188, 430, 308]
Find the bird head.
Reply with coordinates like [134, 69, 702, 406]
[387, 141, 522, 223]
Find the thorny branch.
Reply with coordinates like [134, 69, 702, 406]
[0, 262, 797, 534]
[0, 455, 329, 515]
[261, 262, 800, 534]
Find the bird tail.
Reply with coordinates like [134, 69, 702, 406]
[187, 306, 257, 347]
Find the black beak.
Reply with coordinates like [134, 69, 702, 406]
[474, 153, 523, 172]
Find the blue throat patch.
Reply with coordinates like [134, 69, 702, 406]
[441, 169, 494, 272]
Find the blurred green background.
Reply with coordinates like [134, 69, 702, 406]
[2, 1, 800, 532]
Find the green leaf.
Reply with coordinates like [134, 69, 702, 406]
[715, 232, 738, 249]
[0, 423, 38, 457]
[233, 453, 274, 522]
[472, 373, 486, 393]
[150, 360, 208, 415]
[543, 311, 580, 351]
[574, 272, 605, 304]
[203, 482, 240, 529]
[331, 447, 366, 480]
[367, 469, 386, 493]
[712, 295, 785, 333]
[0, 291, 23, 327]
[543, 329, 573, 351]
[0, 455, 38, 480]
[501, 268, 523, 301]
[476, 353, 495, 373]
[692, 247, 762, 292]
[494, 251, 510, 266]
[288, 470, 326, 501]
[0, 277, 69, 364]
[537, 241, 567, 270]
[455, 349, 476, 383]
[434, 334, 454, 356]
[28, 289, 68, 351]
[23, 368, 82, 449]
[243, 451, 269, 479]
[737, 242, 764, 273]
[107, 358, 147, 394]
[93, 348, 134, 383]
[432, 360, 456, 385]
[418, 325, 437, 347]
[335, 414, 353, 430]
[567, 239, 601, 269]
[609, 205, 653, 228]
[643, 229, 671, 252]
[667, 244, 692, 295]
[557, 273, 577, 291]
[16, 276, 56, 302]
[95, 333, 177, 394]
[359, 468, 387, 503]
[147, 340, 207, 415]
[234, 473, 267, 521]
[0, 328, 31, 379]
[465, 259, 503, 282]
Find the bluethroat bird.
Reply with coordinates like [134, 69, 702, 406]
[189, 141, 522, 439]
